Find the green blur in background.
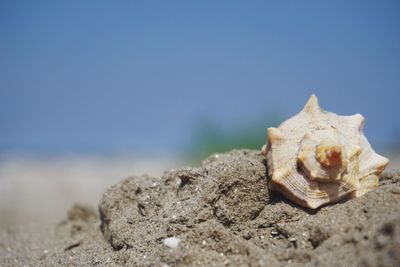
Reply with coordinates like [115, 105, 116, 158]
[185, 114, 282, 163]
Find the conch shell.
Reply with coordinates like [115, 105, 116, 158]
[262, 95, 389, 209]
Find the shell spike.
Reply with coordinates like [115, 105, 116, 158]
[268, 127, 285, 141]
[348, 113, 365, 130]
[303, 94, 321, 113]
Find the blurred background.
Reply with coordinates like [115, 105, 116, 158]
[1, 1, 399, 227]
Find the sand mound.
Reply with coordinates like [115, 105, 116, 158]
[1, 150, 400, 266]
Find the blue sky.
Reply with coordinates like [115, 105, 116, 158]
[1, 1, 399, 154]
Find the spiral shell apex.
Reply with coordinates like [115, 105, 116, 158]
[263, 94, 389, 209]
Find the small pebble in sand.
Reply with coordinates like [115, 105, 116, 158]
[163, 237, 180, 248]
[271, 229, 279, 236]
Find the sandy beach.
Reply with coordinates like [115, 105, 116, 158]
[1, 150, 399, 266]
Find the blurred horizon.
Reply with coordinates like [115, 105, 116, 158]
[1, 1, 400, 158]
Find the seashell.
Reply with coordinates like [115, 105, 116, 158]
[262, 94, 389, 209]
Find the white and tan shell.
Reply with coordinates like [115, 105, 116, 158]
[262, 94, 389, 209]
